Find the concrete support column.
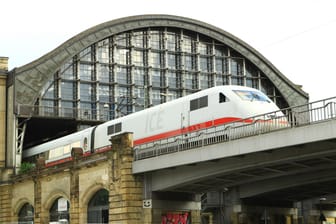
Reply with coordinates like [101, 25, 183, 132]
[191, 209, 201, 224]
[201, 212, 214, 224]
[223, 188, 242, 224]
[109, 133, 143, 223]
[299, 199, 320, 224]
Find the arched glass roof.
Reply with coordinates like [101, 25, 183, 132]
[38, 27, 291, 121]
[13, 15, 308, 121]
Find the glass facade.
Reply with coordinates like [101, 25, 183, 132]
[38, 28, 289, 122]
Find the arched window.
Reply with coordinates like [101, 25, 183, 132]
[49, 197, 70, 223]
[18, 203, 34, 223]
[87, 189, 109, 224]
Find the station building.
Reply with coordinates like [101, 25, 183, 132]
[0, 15, 311, 223]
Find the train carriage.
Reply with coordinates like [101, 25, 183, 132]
[23, 85, 285, 166]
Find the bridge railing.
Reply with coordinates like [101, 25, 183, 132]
[134, 97, 336, 160]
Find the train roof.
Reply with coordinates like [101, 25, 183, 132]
[159, 85, 260, 103]
[103, 85, 261, 124]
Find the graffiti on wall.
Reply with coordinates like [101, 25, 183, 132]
[162, 212, 191, 224]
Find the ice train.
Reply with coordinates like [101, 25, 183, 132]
[23, 85, 284, 166]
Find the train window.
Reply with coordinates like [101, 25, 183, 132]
[190, 96, 208, 111]
[49, 149, 55, 159]
[115, 123, 122, 133]
[190, 99, 198, 111]
[64, 145, 71, 154]
[219, 93, 227, 103]
[199, 96, 208, 108]
[72, 141, 81, 148]
[233, 90, 270, 103]
[50, 147, 63, 159]
[107, 125, 114, 135]
[83, 138, 88, 151]
[107, 122, 122, 135]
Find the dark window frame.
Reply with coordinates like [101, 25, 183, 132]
[190, 95, 208, 111]
[219, 93, 227, 103]
[107, 122, 122, 135]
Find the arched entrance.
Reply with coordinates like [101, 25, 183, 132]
[87, 189, 109, 224]
[49, 197, 70, 223]
[18, 203, 34, 223]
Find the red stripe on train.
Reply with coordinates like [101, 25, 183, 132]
[45, 157, 73, 167]
[44, 116, 244, 167]
[133, 117, 241, 145]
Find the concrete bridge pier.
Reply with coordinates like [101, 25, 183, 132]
[222, 188, 241, 224]
[142, 195, 201, 224]
[112, 133, 202, 224]
[207, 189, 336, 224]
[142, 174, 201, 223]
[203, 187, 299, 224]
[296, 198, 334, 224]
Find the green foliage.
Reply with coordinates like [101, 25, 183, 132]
[19, 162, 35, 174]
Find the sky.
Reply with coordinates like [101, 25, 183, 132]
[1, 0, 336, 102]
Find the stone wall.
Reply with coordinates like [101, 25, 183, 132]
[0, 184, 11, 223]
[0, 132, 201, 223]
[0, 132, 142, 223]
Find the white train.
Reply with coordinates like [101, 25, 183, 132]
[23, 85, 284, 166]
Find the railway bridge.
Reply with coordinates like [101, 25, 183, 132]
[1, 95, 336, 223]
[133, 98, 336, 223]
[1, 13, 335, 223]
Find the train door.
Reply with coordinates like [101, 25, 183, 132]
[181, 102, 190, 140]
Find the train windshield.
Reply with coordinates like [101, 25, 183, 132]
[233, 90, 270, 103]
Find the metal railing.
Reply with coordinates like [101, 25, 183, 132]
[16, 104, 112, 121]
[134, 97, 336, 160]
